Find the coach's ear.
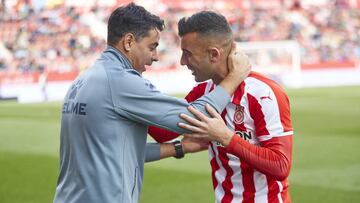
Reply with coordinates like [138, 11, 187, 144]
[123, 33, 136, 52]
[207, 46, 221, 63]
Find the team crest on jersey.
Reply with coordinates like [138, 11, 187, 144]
[234, 105, 244, 124]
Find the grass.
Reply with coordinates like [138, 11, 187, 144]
[0, 86, 360, 203]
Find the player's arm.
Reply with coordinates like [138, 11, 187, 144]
[148, 82, 208, 143]
[145, 136, 209, 162]
[112, 46, 250, 135]
[226, 134, 292, 180]
[178, 104, 292, 181]
[147, 81, 211, 158]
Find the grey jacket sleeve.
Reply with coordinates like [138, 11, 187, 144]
[110, 70, 230, 134]
[145, 143, 161, 162]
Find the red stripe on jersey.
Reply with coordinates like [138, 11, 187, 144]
[210, 144, 220, 190]
[281, 181, 291, 203]
[241, 163, 255, 203]
[209, 83, 215, 91]
[185, 82, 208, 102]
[219, 109, 234, 203]
[247, 93, 270, 136]
[232, 82, 245, 105]
[266, 177, 281, 203]
[218, 147, 234, 203]
[249, 72, 292, 132]
[232, 81, 246, 132]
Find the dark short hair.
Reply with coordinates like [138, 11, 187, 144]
[178, 11, 232, 39]
[107, 3, 164, 45]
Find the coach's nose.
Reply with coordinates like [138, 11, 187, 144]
[180, 52, 188, 66]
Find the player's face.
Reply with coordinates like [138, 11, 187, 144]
[180, 33, 215, 82]
[131, 28, 160, 74]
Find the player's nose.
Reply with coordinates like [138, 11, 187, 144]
[152, 51, 159, 62]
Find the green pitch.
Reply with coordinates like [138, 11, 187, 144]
[0, 86, 359, 203]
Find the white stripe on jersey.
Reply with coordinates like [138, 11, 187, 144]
[253, 171, 268, 203]
[277, 181, 284, 203]
[210, 143, 227, 202]
[228, 153, 243, 203]
[224, 105, 235, 131]
[257, 131, 294, 142]
[246, 77, 286, 139]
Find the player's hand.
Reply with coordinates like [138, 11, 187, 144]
[181, 135, 210, 153]
[178, 104, 234, 147]
[227, 42, 251, 84]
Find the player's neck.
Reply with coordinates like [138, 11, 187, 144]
[212, 64, 227, 85]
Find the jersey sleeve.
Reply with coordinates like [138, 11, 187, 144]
[247, 76, 293, 141]
[226, 134, 292, 180]
[148, 126, 179, 143]
[109, 71, 227, 134]
[148, 82, 209, 142]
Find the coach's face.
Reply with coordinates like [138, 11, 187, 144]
[180, 32, 216, 82]
[130, 28, 160, 74]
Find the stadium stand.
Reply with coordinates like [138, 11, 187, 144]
[0, 0, 360, 101]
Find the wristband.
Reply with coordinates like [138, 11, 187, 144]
[173, 140, 184, 159]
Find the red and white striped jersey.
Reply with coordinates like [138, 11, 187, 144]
[149, 71, 293, 203]
[185, 72, 293, 203]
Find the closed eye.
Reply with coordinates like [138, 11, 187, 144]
[150, 43, 159, 51]
[182, 49, 192, 57]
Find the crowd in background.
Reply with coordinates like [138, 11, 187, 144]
[0, 0, 359, 73]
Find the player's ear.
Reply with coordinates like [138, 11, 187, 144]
[123, 33, 136, 52]
[207, 47, 221, 63]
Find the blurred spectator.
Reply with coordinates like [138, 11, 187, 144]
[38, 65, 48, 101]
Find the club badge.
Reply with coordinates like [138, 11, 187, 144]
[234, 105, 244, 124]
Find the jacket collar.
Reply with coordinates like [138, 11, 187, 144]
[103, 45, 134, 70]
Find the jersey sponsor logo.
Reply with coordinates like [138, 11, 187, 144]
[235, 130, 252, 141]
[213, 131, 252, 147]
[260, 91, 272, 101]
[234, 105, 244, 124]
